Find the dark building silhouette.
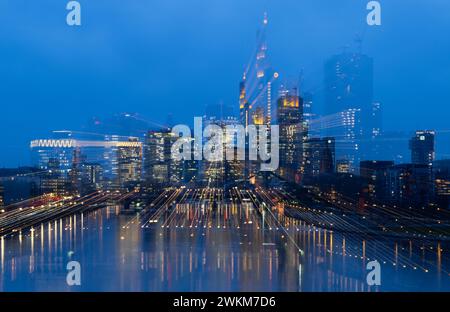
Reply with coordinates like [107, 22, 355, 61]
[79, 163, 103, 195]
[0, 168, 42, 205]
[388, 164, 433, 208]
[410, 130, 435, 166]
[370, 131, 410, 164]
[433, 159, 450, 209]
[303, 137, 335, 181]
[360, 160, 394, 202]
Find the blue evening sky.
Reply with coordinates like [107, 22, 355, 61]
[0, 0, 449, 166]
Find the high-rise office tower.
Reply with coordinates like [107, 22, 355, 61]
[370, 101, 382, 139]
[254, 12, 273, 126]
[223, 118, 245, 184]
[239, 79, 250, 127]
[30, 133, 143, 191]
[183, 157, 199, 184]
[303, 137, 335, 180]
[238, 14, 280, 183]
[116, 138, 143, 189]
[144, 129, 174, 185]
[200, 116, 244, 187]
[324, 52, 374, 171]
[240, 13, 277, 128]
[302, 92, 314, 137]
[40, 158, 70, 196]
[410, 130, 435, 166]
[79, 163, 103, 194]
[276, 87, 303, 181]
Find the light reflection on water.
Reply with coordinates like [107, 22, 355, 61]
[0, 204, 448, 291]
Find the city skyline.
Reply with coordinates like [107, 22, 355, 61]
[0, 2, 449, 294]
[1, 1, 450, 166]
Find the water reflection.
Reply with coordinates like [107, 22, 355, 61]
[0, 203, 448, 291]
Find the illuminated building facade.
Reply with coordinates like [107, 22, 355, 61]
[40, 158, 70, 196]
[433, 159, 450, 209]
[117, 137, 143, 188]
[238, 13, 280, 183]
[336, 159, 351, 174]
[254, 12, 273, 126]
[325, 52, 374, 172]
[183, 157, 199, 184]
[370, 101, 382, 139]
[79, 163, 103, 194]
[31, 133, 143, 192]
[144, 129, 190, 186]
[303, 137, 335, 181]
[239, 79, 250, 127]
[223, 118, 245, 184]
[144, 129, 175, 185]
[239, 13, 277, 127]
[276, 87, 303, 182]
[201, 117, 244, 187]
[302, 92, 315, 137]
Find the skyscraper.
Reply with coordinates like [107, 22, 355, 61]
[238, 14, 281, 183]
[40, 158, 70, 196]
[303, 137, 335, 180]
[144, 129, 174, 185]
[31, 133, 143, 192]
[370, 101, 382, 139]
[410, 130, 435, 166]
[254, 12, 273, 126]
[240, 13, 277, 128]
[79, 163, 103, 194]
[324, 52, 374, 172]
[302, 92, 315, 137]
[117, 137, 142, 188]
[200, 116, 244, 187]
[239, 79, 250, 127]
[276, 87, 303, 181]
